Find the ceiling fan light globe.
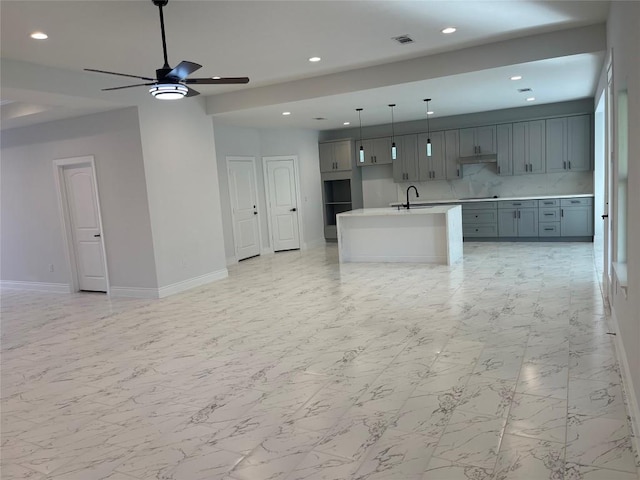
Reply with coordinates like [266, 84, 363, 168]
[149, 83, 188, 100]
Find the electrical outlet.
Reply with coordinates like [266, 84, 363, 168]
[49, 264, 54, 272]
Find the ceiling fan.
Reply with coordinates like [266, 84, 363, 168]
[85, 0, 249, 100]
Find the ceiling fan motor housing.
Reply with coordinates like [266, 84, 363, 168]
[152, 0, 169, 7]
[156, 68, 175, 82]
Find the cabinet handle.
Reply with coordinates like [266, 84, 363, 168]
[545, 227, 554, 231]
[544, 213, 554, 216]
[513, 202, 521, 206]
[544, 201, 553, 205]
[518, 210, 521, 219]
[497, 165, 501, 174]
[513, 211, 517, 219]
[457, 169, 460, 177]
[561, 209, 564, 217]
[564, 161, 567, 170]
[568, 161, 571, 169]
[571, 200, 580, 204]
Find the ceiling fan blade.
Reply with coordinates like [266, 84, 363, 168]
[166, 61, 202, 80]
[185, 77, 250, 85]
[85, 68, 155, 81]
[185, 86, 200, 97]
[102, 83, 156, 91]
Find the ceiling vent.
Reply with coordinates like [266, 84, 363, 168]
[518, 88, 533, 93]
[392, 35, 414, 45]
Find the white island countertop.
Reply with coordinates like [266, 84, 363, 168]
[389, 193, 594, 207]
[337, 205, 463, 265]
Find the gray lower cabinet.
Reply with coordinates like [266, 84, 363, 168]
[560, 197, 593, 236]
[462, 202, 498, 237]
[497, 200, 538, 237]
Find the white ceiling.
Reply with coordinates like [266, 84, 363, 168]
[0, 0, 609, 131]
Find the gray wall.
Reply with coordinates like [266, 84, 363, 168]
[137, 99, 227, 288]
[212, 122, 323, 261]
[0, 107, 158, 289]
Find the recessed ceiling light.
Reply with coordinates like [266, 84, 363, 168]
[427, 111, 434, 115]
[308, 57, 321, 62]
[30, 31, 48, 40]
[510, 75, 522, 81]
[212, 76, 221, 79]
[441, 27, 457, 34]
[343, 122, 350, 125]
[282, 111, 291, 116]
[526, 97, 536, 102]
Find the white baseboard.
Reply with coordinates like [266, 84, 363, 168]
[0, 281, 72, 294]
[157, 269, 228, 298]
[610, 307, 640, 466]
[109, 286, 160, 299]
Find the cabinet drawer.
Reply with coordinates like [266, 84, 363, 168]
[538, 198, 560, 207]
[539, 222, 561, 237]
[462, 202, 497, 210]
[463, 211, 498, 224]
[464, 224, 498, 237]
[539, 207, 560, 222]
[561, 197, 593, 206]
[498, 200, 537, 209]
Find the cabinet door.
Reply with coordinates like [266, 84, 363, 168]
[545, 117, 567, 173]
[417, 133, 431, 181]
[459, 128, 476, 156]
[445, 130, 461, 179]
[476, 125, 496, 154]
[430, 131, 447, 180]
[357, 139, 375, 166]
[372, 137, 392, 165]
[518, 208, 539, 236]
[334, 140, 353, 170]
[498, 209, 518, 236]
[394, 135, 418, 182]
[567, 115, 591, 171]
[319, 143, 335, 172]
[528, 120, 546, 173]
[496, 124, 512, 176]
[512, 122, 528, 175]
[561, 206, 593, 236]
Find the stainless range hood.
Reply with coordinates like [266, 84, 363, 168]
[458, 154, 497, 165]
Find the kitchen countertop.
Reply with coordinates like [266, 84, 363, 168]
[338, 205, 459, 217]
[389, 193, 594, 207]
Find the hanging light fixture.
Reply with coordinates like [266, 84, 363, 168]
[389, 104, 397, 160]
[356, 108, 365, 163]
[424, 98, 432, 157]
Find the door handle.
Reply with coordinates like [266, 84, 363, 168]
[253, 212, 258, 215]
[290, 208, 297, 212]
[94, 234, 101, 237]
[602, 214, 609, 219]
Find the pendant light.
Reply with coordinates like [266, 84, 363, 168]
[389, 104, 397, 160]
[356, 108, 365, 163]
[424, 98, 432, 157]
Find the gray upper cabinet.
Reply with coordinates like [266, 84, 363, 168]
[358, 137, 392, 166]
[546, 115, 592, 173]
[393, 134, 419, 182]
[459, 125, 496, 156]
[496, 124, 513, 176]
[445, 130, 462, 179]
[513, 120, 545, 175]
[418, 131, 446, 181]
[319, 140, 353, 172]
[567, 115, 591, 171]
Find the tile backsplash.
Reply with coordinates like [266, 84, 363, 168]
[390, 164, 594, 203]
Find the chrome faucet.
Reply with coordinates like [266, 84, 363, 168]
[406, 185, 419, 209]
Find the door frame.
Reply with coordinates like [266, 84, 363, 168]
[262, 155, 304, 250]
[226, 156, 264, 261]
[53, 155, 110, 295]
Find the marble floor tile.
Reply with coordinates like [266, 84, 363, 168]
[506, 393, 567, 443]
[493, 434, 565, 480]
[2, 243, 638, 480]
[566, 414, 637, 473]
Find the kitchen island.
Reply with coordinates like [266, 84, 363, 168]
[336, 205, 462, 265]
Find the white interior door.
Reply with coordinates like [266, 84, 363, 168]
[228, 157, 261, 261]
[265, 158, 301, 251]
[63, 165, 107, 292]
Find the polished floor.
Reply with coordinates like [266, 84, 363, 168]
[1, 243, 639, 480]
